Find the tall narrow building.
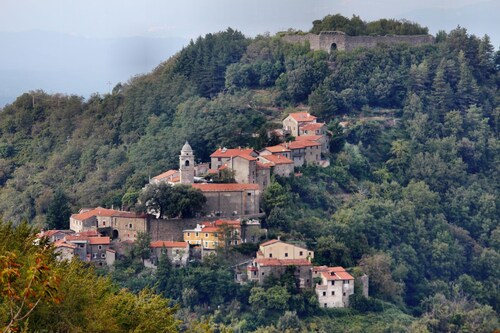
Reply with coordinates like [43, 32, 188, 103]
[179, 141, 194, 184]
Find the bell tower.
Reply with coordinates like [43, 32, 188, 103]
[179, 141, 194, 184]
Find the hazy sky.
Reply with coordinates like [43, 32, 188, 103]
[0, 0, 498, 106]
[1, 0, 497, 39]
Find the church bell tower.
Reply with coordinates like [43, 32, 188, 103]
[179, 141, 195, 184]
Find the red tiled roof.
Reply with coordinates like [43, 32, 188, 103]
[287, 112, 317, 122]
[263, 145, 291, 153]
[255, 258, 312, 267]
[210, 148, 256, 159]
[152, 169, 178, 181]
[259, 154, 293, 165]
[300, 122, 325, 131]
[214, 219, 240, 226]
[295, 135, 324, 142]
[54, 240, 77, 249]
[88, 237, 111, 245]
[192, 183, 259, 192]
[260, 239, 281, 247]
[319, 266, 354, 280]
[150, 241, 188, 248]
[281, 141, 320, 150]
[71, 207, 118, 221]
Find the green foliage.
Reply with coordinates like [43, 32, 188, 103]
[138, 183, 206, 218]
[310, 14, 429, 36]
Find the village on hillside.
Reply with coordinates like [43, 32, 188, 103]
[38, 111, 367, 308]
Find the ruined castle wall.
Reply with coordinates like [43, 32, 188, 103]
[282, 31, 434, 53]
[281, 33, 320, 51]
[344, 34, 435, 52]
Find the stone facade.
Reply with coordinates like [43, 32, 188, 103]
[313, 266, 355, 308]
[282, 31, 435, 53]
[192, 183, 261, 218]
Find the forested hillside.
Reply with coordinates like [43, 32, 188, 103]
[0, 14, 499, 332]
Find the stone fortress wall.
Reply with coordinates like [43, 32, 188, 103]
[282, 31, 434, 53]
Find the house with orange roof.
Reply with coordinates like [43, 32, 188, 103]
[259, 145, 292, 160]
[192, 183, 261, 217]
[150, 241, 189, 267]
[69, 207, 147, 242]
[283, 112, 317, 137]
[183, 220, 242, 254]
[280, 140, 321, 167]
[209, 147, 270, 190]
[299, 122, 326, 136]
[257, 154, 294, 177]
[246, 239, 314, 287]
[313, 266, 355, 308]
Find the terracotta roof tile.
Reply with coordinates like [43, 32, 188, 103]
[262, 145, 291, 153]
[210, 148, 257, 159]
[152, 169, 178, 181]
[71, 207, 118, 221]
[287, 112, 317, 122]
[260, 239, 281, 247]
[258, 154, 293, 165]
[281, 141, 320, 150]
[88, 237, 110, 245]
[295, 135, 324, 142]
[192, 183, 259, 192]
[150, 241, 188, 248]
[300, 122, 325, 131]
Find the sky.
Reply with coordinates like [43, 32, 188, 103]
[0, 0, 498, 106]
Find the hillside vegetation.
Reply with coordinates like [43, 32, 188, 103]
[0, 15, 499, 332]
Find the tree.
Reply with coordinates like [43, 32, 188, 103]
[45, 189, 71, 230]
[133, 231, 152, 264]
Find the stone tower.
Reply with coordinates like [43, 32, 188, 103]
[179, 141, 194, 184]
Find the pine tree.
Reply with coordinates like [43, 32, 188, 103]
[46, 189, 71, 230]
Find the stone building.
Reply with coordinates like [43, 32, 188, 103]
[192, 183, 261, 218]
[283, 112, 317, 137]
[280, 140, 322, 167]
[257, 154, 294, 177]
[247, 240, 314, 287]
[149, 241, 189, 267]
[313, 266, 355, 308]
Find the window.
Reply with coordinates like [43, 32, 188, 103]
[331, 291, 335, 296]
[322, 292, 326, 296]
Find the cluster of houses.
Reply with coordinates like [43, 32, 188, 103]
[37, 111, 365, 308]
